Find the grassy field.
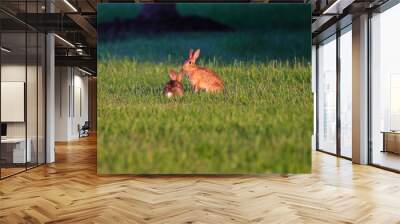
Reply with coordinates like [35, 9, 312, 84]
[97, 4, 312, 174]
[98, 35, 312, 174]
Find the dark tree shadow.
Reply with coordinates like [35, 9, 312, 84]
[98, 4, 233, 42]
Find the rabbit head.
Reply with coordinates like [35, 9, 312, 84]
[169, 69, 183, 82]
[164, 69, 184, 98]
[183, 49, 200, 73]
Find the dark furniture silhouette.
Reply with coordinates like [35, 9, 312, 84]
[382, 131, 400, 154]
[78, 121, 90, 138]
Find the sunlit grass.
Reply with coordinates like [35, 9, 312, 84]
[97, 58, 312, 174]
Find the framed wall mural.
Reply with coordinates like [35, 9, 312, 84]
[97, 3, 312, 174]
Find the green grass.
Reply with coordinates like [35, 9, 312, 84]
[98, 56, 312, 174]
[97, 3, 312, 174]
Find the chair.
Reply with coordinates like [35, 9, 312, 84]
[79, 121, 90, 138]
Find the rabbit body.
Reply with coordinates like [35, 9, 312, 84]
[183, 49, 224, 93]
[186, 68, 224, 93]
[164, 70, 184, 98]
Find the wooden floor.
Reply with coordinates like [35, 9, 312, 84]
[0, 167, 26, 178]
[372, 150, 400, 171]
[1, 135, 400, 223]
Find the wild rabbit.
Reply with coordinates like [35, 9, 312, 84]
[182, 49, 224, 93]
[164, 70, 184, 98]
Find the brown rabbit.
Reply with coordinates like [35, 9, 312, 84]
[164, 70, 184, 98]
[182, 49, 224, 93]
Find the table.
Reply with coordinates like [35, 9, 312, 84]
[1, 138, 31, 163]
[381, 131, 400, 154]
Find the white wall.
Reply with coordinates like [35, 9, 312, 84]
[1, 65, 40, 137]
[1, 64, 25, 81]
[1, 65, 26, 139]
[340, 28, 353, 158]
[55, 67, 89, 141]
[55, 67, 70, 141]
[370, 4, 400, 162]
[1, 82, 25, 122]
[312, 45, 316, 151]
[317, 36, 337, 154]
[72, 73, 89, 138]
[1, 63, 46, 164]
[352, 14, 369, 164]
[372, 4, 400, 132]
[1, 65, 26, 126]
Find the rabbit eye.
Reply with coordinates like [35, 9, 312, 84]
[189, 61, 192, 64]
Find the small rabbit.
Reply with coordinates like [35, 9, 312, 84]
[164, 70, 184, 98]
[182, 49, 224, 93]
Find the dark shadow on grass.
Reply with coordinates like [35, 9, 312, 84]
[98, 4, 233, 42]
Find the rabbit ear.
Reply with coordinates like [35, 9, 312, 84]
[189, 49, 194, 59]
[169, 70, 177, 80]
[192, 49, 201, 61]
